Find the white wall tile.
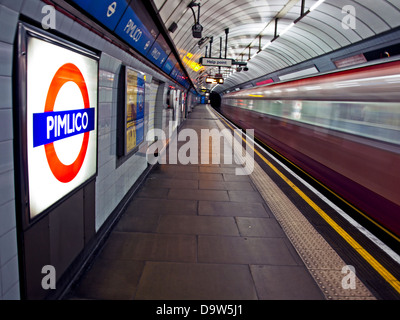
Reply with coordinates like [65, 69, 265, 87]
[0, 229, 17, 267]
[20, 0, 44, 23]
[0, 0, 23, 12]
[0, 76, 12, 109]
[0, 200, 15, 237]
[0, 140, 13, 173]
[0, 5, 19, 44]
[0, 42, 13, 76]
[0, 170, 14, 207]
[2, 281, 20, 300]
[0, 109, 13, 142]
[1, 255, 19, 295]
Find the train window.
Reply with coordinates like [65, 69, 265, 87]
[222, 98, 400, 145]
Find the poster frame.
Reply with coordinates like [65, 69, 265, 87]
[15, 22, 100, 228]
[116, 65, 146, 164]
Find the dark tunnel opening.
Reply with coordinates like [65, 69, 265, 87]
[209, 91, 222, 109]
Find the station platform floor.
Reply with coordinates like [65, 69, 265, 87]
[66, 105, 376, 300]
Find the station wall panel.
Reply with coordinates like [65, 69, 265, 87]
[0, 0, 191, 299]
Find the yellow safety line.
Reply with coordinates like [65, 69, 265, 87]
[211, 107, 400, 295]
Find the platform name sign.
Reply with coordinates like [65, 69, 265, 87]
[27, 36, 98, 219]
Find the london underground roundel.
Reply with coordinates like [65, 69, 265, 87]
[42, 63, 92, 183]
[27, 36, 98, 219]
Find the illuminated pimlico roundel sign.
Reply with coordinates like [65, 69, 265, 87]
[35, 63, 94, 183]
[27, 36, 98, 219]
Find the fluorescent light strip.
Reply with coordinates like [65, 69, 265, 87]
[262, 41, 271, 50]
[280, 22, 295, 36]
[310, 0, 326, 12]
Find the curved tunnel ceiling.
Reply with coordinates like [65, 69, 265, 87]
[152, 0, 400, 92]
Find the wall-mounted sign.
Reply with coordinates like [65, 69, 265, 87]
[162, 56, 175, 75]
[146, 34, 170, 69]
[206, 77, 224, 84]
[200, 57, 233, 67]
[26, 34, 98, 219]
[334, 54, 367, 69]
[256, 78, 274, 86]
[125, 67, 145, 154]
[278, 66, 318, 81]
[70, 0, 129, 30]
[114, 4, 155, 56]
[146, 40, 168, 68]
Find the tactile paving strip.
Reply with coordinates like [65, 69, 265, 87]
[211, 106, 376, 300]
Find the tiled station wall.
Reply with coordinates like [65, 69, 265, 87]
[0, 0, 194, 299]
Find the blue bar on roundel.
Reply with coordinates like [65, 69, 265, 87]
[33, 108, 95, 148]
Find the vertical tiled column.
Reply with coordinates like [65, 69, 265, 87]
[0, 2, 20, 300]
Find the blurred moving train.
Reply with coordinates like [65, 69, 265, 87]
[216, 60, 400, 239]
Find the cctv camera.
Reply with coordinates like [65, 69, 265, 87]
[192, 23, 203, 38]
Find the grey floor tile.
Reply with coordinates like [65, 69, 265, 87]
[150, 170, 200, 180]
[199, 201, 271, 217]
[100, 232, 197, 263]
[135, 262, 258, 300]
[145, 177, 199, 189]
[199, 180, 255, 191]
[136, 186, 170, 199]
[198, 236, 299, 265]
[223, 174, 252, 182]
[198, 166, 237, 174]
[250, 265, 325, 300]
[236, 217, 286, 237]
[198, 173, 224, 181]
[73, 258, 145, 300]
[114, 212, 160, 233]
[168, 189, 229, 201]
[228, 190, 265, 203]
[157, 215, 239, 236]
[125, 198, 198, 215]
[156, 164, 199, 173]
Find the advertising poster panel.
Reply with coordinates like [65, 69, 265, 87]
[125, 67, 145, 154]
[25, 30, 98, 219]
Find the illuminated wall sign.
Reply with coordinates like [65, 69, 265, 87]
[147, 34, 170, 69]
[70, 0, 129, 30]
[256, 78, 274, 86]
[162, 56, 175, 75]
[163, 54, 178, 75]
[206, 77, 224, 84]
[146, 40, 168, 68]
[170, 65, 181, 80]
[69, 0, 190, 88]
[125, 67, 145, 154]
[26, 35, 98, 219]
[334, 54, 367, 69]
[114, 4, 155, 56]
[200, 57, 233, 67]
[278, 66, 318, 81]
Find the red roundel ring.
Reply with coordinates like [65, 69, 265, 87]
[44, 63, 91, 183]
